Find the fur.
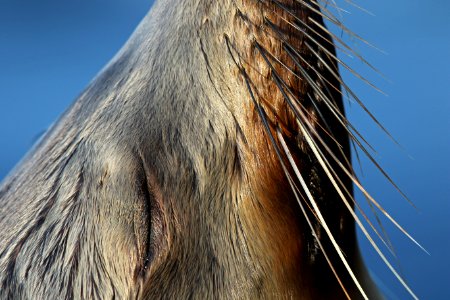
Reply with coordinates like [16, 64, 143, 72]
[0, 1, 382, 299]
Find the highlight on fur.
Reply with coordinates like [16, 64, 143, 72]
[227, 0, 424, 298]
[0, 0, 422, 299]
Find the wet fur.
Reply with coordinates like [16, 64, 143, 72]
[0, 0, 394, 299]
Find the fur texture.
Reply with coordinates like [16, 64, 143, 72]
[0, 1, 382, 299]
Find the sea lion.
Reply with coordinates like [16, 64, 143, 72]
[0, 0, 413, 299]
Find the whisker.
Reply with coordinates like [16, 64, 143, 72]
[296, 115, 419, 300]
[281, 42, 378, 154]
[276, 127, 369, 300]
[270, 70, 398, 256]
[307, 17, 386, 79]
[241, 61, 353, 299]
[336, 0, 376, 16]
[294, 0, 385, 53]
[255, 41, 373, 298]
[278, 42, 426, 252]
[232, 1, 424, 297]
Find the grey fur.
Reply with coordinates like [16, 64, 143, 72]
[0, 1, 381, 299]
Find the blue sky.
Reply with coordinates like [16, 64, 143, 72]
[0, 0, 449, 298]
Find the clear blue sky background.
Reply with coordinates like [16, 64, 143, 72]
[0, 0, 448, 299]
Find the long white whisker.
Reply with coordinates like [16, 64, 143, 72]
[297, 117, 419, 300]
[277, 129, 369, 300]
